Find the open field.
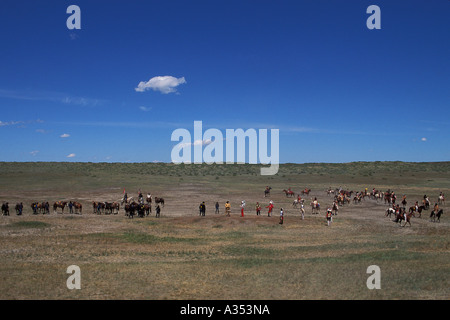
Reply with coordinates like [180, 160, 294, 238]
[0, 162, 449, 300]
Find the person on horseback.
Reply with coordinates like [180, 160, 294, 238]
[332, 201, 338, 215]
[431, 203, 439, 219]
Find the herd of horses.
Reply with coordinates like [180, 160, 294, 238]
[0, 186, 446, 227]
[0, 194, 166, 219]
[263, 186, 446, 227]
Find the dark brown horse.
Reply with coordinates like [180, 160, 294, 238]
[301, 188, 311, 195]
[430, 209, 443, 223]
[1, 202, 9, 216]
[393, 209, 413, 227]
[73, 202, 82, 214]
[53, 201, 67, 213]
[104, 202, 120, 214]
[384, 192, 392, 204]
[15, 203, 23, 215]
[31, 202, 49, 214]
[92, 202, 106, 214]
[409, 205, 424, 218]
[155, 197, 165, 207]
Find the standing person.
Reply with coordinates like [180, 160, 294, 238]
[156, 204, 161, 218]
[279, 208, 284, 225]
[326, 208, 333, 226]
[199, 202, 206, 216]
[225, 201, 231, 217]
[240, 200, 245, 217]
[215, 202, 219, 214]
[300, 203, 305, 220]
[266, 201, 274, 217]
[69, 201, 73, 214]
[17, 203, 23, 216]
[255, 202, 261, 216]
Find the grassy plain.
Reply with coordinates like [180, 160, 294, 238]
[0, 162, 449, 299]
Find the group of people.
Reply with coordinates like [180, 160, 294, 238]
[198, 200, 284, 224]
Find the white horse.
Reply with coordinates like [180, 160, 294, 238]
[311, 200, 320, 214]
[292, 198, 304, 208]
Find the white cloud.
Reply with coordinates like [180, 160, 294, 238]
[0, 120, 23, 127]
[67, 153, 76, 158]
[135, 76, 186, 94]
[0, 89, 104, 106]
[60, 133, 70, 138]
[179, 139, 213, 148]
[421, 137, 427, 142]
[139, 106, 152, 112]
[30, 150, 39, 156]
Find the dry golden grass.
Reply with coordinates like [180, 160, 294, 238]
[0, 162, 449, 300]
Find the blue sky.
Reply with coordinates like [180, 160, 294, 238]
[0, 0, 449, 164]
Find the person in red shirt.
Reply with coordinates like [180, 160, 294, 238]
[255, 202, 261, 216]
[240, 200, 246, 217]
[266, 201, 274, 217]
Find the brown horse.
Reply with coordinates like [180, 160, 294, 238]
[92, 202, 106, 214]
[332, 202, 339, 215]
[394, 209, 413, 227]
[409, 205, 424, 218]
[283, 189, 295, 197]
[384, 192, 392, 204]
[53, 201, 67, 213]
[1, 202, 9, 216]
[155, 197, 165, 207]
[430, 209, 443, 223]
[104, 202, 120, 214]
[302, 188, 311, 195]
[31, 202, 49, 214]
[72, 202, 82, 214]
